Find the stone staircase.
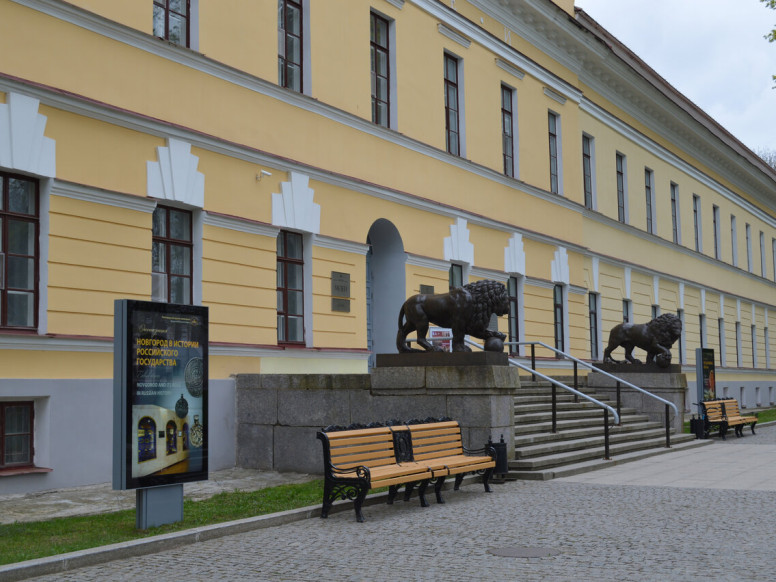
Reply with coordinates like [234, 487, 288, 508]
[508, 379, 711, 480]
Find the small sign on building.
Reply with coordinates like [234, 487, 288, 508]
[331, 271, 351, 312]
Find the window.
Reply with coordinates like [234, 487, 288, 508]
[731, 215, 738, 267]
[501, 85, 515, 177]
[138, 417, 157, 463]
[712, 205, 721, 260]
[670, 182, 680, 244]
[752, 325, 758, 368]
[677, 309, 685, 364]
[772, 238, 776, 282]
[449, 263, 463, 289]
[746, 223, 752, 272]
[152, 205, 192, 304]
[589, 293, 600, 360]
[277, 230, 305, 344]
[582, 135, 594, 209]
[765, 327, 770, 369]
[645, 168, 655, 234]
[548, 112, 560, 194]
[622, 299, 632, 323]
[278, 0, 303, 92]
[616, 153, 626, 223]
[444, 54, 461, 156]
[718, 318, 726, 367]
[760, 231, 766, 277]
[1, 402, 34, 468]
[371, 12, 390, 128]
[553, 284, 564, 354]
[153, 0, 190, 46]
[651, 304, 660, 320]
[692, 195, 701, 252]
[736, 321, 742, 367]
[699, 313, 707, 348]
[0, 172, 39, 329]
[508, 276, 520, 355]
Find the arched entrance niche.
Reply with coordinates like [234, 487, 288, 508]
[366, 219, 406, 367]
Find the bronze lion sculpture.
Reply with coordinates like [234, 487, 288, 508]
[602, 313, 682, 367]
[396, 279, 509, 353]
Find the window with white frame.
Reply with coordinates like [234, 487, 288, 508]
[444, 53, 462, 156]
[582, 134, 595, 210]
[718, 318, 726, 367]
[553, 284, 565, 354]
[0, 171, 39, 330]
[677, 309, 685, 364]
[277, 230, 305, 344]
[589, 292, 600, 360]
[153, 0, 190, 47]
[278, 0, 304, 92]
[736, 320, 742, 367]
[645, 168, 655, 234]
[712, 205, 721, 260]
[152, 205, 193, 304]
[760, 231, 766, 277]
[507, 276, 521, 355]
[670, 182, 680, 244]
[371, 11, 392, 128]
[548, 112, 561, 194]
[692, 195, 701, 253]
[699, 313, 707, 348]
[622, 298, 632, 323]
[0, 401, 34, 469]
[616, 153, 627, 223]
[731, 215, 738, 267]
[745, 223, 752, 273]
[752, 324, 758, 368]
[449, 263, 463, 289]
[501, 85, 516, 178]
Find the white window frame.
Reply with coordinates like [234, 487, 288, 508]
[582, 134, 596, 210]
[644, 168, 655, 234]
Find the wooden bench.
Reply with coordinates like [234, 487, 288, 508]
[317, 419, 497, 521]
[701, 399, 757, 439]
[405, 420, 496, 504]
[317, 425, 433, 522]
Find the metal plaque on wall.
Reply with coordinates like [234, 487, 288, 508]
[331, 271, 350, 312]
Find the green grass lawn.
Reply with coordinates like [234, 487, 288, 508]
[0, 479, 323, 566]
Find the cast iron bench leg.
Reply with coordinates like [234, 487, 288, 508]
[387, 485, 399, 505]
[321, 480, 335, 519]
[417, 480, 430, 507]
[403, 481, 417, 502]
[434, 477, 446, 504]
[353, 485, 368, 523]
[454, 474, 464, 491]
[482, 467, 493, 493]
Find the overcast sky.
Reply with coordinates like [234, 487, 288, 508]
[575, 0, 776, 153]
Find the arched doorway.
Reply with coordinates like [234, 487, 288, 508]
[366, 219, 406, 367]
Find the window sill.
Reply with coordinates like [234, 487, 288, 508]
[0, 466, 53, 477]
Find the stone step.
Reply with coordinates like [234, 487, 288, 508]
[514, 413, 651, 434]
[514, 427, 670, 459]
[514, 420, 664, 447]
[506, 438, 713, 481]
[514, 408, 645, 425]
[509, 433, 698, 471]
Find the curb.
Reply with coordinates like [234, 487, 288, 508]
[0, 492, 379, 582]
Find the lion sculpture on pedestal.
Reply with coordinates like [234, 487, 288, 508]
[396, 280, 509, 353]
[602, 313, 682, 368]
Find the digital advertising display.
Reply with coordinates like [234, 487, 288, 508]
[113, 300, 208, 490]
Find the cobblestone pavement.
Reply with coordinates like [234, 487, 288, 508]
[23, 425, 776, 582]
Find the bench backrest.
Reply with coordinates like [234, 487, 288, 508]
[703, 399, 743, 420]
[319, 426, 404, 470]
[406, 420, 464, 461]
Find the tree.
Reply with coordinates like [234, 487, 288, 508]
[756, 148, 776, 170]
[764, 0, 776, 85]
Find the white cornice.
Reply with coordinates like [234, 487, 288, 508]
[51, 181, 155, 213]
[202, 212, 278, 237]
[313, 234, 370, 256]
[438, 23, 471, 48]
[406, 253, 449, 271]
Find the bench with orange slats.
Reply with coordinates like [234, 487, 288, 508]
[317, 425, 433, 522]
[701, 399, 757, 439]
[404, 420, 496, 504]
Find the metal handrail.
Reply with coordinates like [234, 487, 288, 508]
[509, 341, 678, 418]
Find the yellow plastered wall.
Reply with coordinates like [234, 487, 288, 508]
[0, 350, 114, 379]
[311, 246, 366, 350]
[407, 266, 450, 297]
[202, 225, 276, 346]
[47, 196, 151, 337]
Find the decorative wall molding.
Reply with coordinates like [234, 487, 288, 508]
[52, 180, 155, 213]
[470, 267, 508, 282]
[271, 172, 321, 234]
[504, 232, 526, 275]
[444, 217, 474, 265]
[313, 234, 370, 255]
[202, 211, 279, 238]
[543, 87, 567, 105]
[438, 23, 471, 48]
[406, 253, 448, 271]
[147, 138, 205, 208]
[0, 92, 56, 177]
[495, 58, 525, 81]
[551, 246, 569, 285]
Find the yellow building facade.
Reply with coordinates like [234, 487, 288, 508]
[1, 0, 775, 492]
